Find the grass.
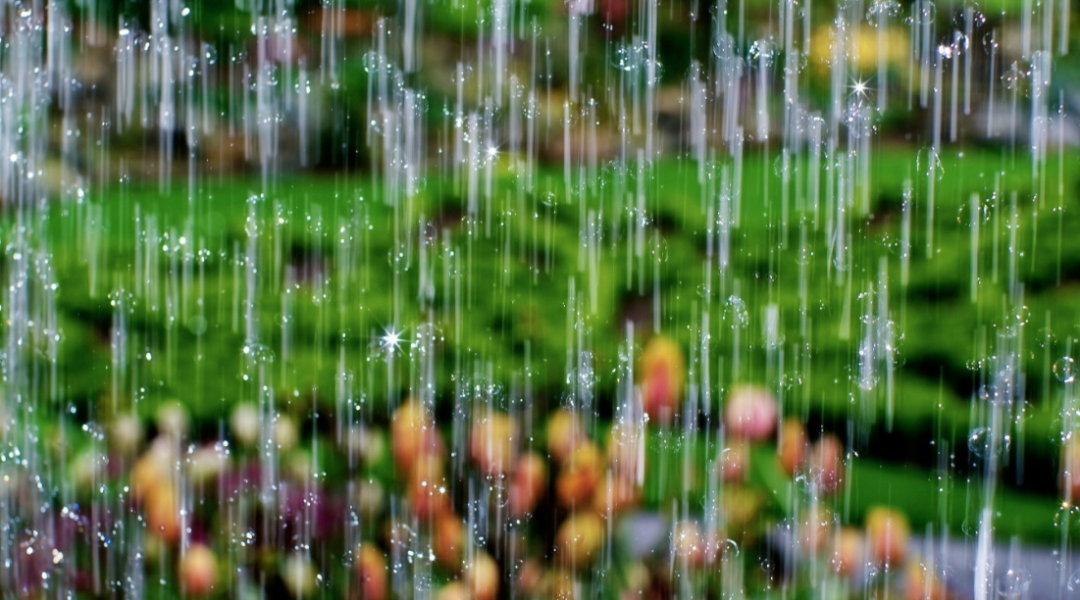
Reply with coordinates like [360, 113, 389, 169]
[19, 142, 1078, 546]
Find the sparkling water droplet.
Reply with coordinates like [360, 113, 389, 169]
[979, 383, 1006, 405]
[725, 296, 749, 329]
[866, 0, 901, 25]
[1054, 357, 1077, 383]
[748, 39, 779, 67]
[865, 562, 881, 581]
[486, 473, 510, 508]
[972, 427, 1010, 459]
[712, 32, 735, 60]
[242, 343, 275, 364]
[916, 147, 945, 181]
[996, 568, 1031, 599]
[363, 51, 383, 74]
[967, 427, 993, 458]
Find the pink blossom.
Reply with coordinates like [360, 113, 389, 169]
[723, 385, 778, 441]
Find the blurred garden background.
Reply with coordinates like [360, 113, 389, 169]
[0, 0, 1078, 598]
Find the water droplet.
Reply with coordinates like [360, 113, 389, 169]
[186, 316, 207, 336]
[968, 427, 1009, 459]
[748, 39, 779, 67]
[916, 147, 945, 181]
[844, 101, 876, 139]
[650, 427, 683, 451]
[725, 296, 749, 329]
[717, 538, 739, 560]
[611, 408, 648, 447]
[865, 562, 881, 581]
[712, 32, 735, 60]
[242, 343, 275, 364]
[996, 568, 1031, 599]
[866, 0, 901, 25]
[1054, 357, 1077, 383]
[979, 383, 1006, 405]
[1067, 569, 1080, 592]
[1002, 62, 1029, 92]
[485, 473, 510, 508]
[362, 51, 384, 74]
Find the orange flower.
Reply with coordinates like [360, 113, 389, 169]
[356, 545, 388, 600]
[556, 513, 604, 569]
[391, 400, 442, 474]
[638, 336, 685, 425]
[466, 551, 500, 600]
[866, 507, 911, 567]
[778, 418, 809, 475]
[547, 409, 587, 464]
[179, 544, 218, 597]
[470, 412, 518, 475]
[556, 442, 602, 508]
